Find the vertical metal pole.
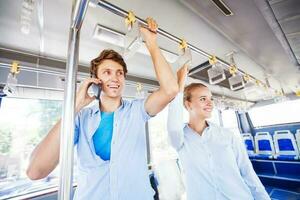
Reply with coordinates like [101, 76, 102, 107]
[145, 122, 151, 167]
[58, 0, 89, 199]
[218, 110, 224, 127]
[58, 28, 79, 200]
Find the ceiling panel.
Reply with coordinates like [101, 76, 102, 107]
[1, 0, 300, 101]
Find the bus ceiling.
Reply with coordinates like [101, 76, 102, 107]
[0, 0, 299, 104]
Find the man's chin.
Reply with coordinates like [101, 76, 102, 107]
[102, 89, 123, 98]
[106, 93, 122, 98]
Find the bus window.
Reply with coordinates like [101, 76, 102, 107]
[148, 105, 185, 199]
[0, 97, 75, 199]
[148, 106, 177, 162]
[221, 109, 240, 136]
[248, 99, 300, 127]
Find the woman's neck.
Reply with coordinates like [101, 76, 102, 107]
[188, 117, 207, 136]
[99, 95, 121, 112]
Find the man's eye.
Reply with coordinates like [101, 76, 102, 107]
[117, 71, 124, 76]
[199, 97, 206, 101]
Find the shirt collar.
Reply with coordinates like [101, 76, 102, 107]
[185, 120, 212, 139]
[91, 99, 125, 115]
[206, 120, 212, 130]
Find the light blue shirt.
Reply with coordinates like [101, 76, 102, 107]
[73, 99, 154, 200]
[167, 93, 270, 200]
[93, 111, 114, 161]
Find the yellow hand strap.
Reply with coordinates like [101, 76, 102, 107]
[229, 65, 237, 75]
[179, 39, 188, 51]
[10, 61, 20, 75]
[275, 90, 283, 96]
[125, 11, 136, 28]
[209, 55, 218, 65]
[136, 82, 143, 92]
[255, 80, 261, 86]
[243, 74, 250, 82]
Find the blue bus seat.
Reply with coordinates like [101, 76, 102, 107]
[273, 130, 299, 160]
[241, 133, 256, 159]
[296, 129, 300, 153]
[254, 132, 275, 159]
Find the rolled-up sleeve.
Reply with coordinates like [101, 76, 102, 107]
[138, 98, 153, 122]
[167, 93, 185, 151]
[232, 134, 271, 200]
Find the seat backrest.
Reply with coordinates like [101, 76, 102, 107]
[255, 132, 275, 155]
[274, 130, 299, 156]
[241, 133, 255, 154]
[295, 129, 300, 152]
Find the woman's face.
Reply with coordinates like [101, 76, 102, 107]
[185, 86, 214, 120]
[96, 59, 125, 98]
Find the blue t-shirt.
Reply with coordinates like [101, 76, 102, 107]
[92, 111, 114, 160]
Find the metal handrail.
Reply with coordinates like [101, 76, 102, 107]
[95, 0, 267, 85]
[58, 0, 90, 199]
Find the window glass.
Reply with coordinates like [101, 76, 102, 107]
[248, 99, 300, 127]
[148, 105, 186, 199]
[148, 106, 177, 162]
[0, 97, 65, 199]
[221, 109, 240, 136]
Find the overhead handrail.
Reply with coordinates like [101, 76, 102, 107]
[95, 0, 269, 88]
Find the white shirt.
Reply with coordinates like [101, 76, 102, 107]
[167, 93, 270, 200]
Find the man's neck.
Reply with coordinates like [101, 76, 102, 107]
[99, 95, 122, 113]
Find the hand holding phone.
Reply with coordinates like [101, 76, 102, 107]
[76, 78, 101, 112]
[90, 82, 102, 100]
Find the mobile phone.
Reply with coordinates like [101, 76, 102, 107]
[91, 83, 101, 100]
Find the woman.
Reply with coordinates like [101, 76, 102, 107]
[27, 18, 179, 200]
[168, 65, 270, 200]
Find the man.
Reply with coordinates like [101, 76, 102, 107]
[27, 18, 179, 200]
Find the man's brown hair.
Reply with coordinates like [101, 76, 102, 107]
[90, 49, 127, 78]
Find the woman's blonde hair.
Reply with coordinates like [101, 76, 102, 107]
[183, 83, 207, 103]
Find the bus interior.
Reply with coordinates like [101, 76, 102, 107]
[0, 0, 300, 199]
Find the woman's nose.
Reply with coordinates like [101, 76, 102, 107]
[207, 99, 213, 106]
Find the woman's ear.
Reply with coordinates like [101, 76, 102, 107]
[184, 101, 191, 111]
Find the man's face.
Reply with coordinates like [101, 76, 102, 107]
[96, 59, 125, 98]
